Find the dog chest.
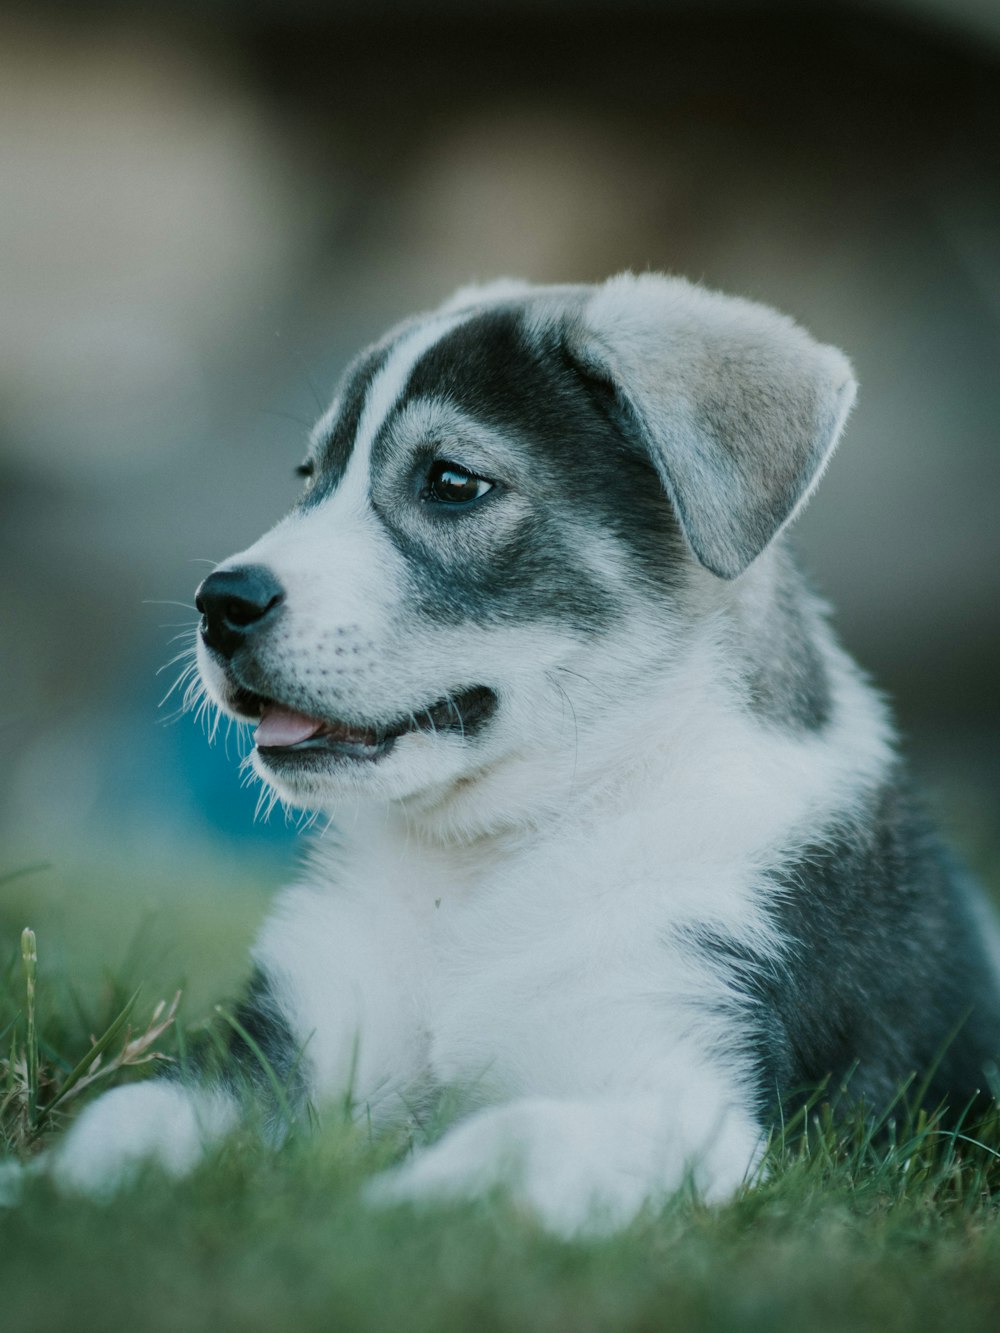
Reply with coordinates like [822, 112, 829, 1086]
[414, 827, 764, 1100]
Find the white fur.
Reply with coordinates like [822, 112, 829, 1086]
[52, 1082, 237, 1199]
[53, 275, 898, 1232]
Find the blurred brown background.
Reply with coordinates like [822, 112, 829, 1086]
[2, 0, 999, 889]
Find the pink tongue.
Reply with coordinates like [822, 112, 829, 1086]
[254, 705, 325, 748]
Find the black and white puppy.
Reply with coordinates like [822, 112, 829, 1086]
[57, 274, 1000, 1232]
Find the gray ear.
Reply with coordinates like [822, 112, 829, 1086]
[574, 274, 857, 579]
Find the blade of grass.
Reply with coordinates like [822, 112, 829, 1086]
[39, 987, 141, 1122]
[0, 1015, 19, 1051]
[20, 930, 38, 1131]
[215, 1006, 296, 1138]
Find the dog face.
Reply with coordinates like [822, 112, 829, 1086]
[194, 275, 855, 823]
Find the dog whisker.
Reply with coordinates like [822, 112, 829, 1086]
[143, 599, 199, 612]
[157, 646, 199, 679]
[159, 658, 197, 696]
[160, 629, 200, 645]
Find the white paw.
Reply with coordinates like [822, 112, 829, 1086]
[368, 1096, 758, 1236]
[52, 1081, 237, 1199]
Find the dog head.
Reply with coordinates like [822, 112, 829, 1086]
[193, 274, 855, 826]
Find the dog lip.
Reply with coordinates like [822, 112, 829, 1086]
[258, 732, 399, 765]
[223, 682, 499, 758]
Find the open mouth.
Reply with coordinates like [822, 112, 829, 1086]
[228, 683, 498, 764]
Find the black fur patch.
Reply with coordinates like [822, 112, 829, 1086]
[227, 967, 306, 1123]
[400, 310, 688, 571]
[360, 307, 691, 631]
[691, 778, 1000, 1124]
[304, 342, 390, 504]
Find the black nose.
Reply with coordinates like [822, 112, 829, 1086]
[195, 565, 285, 660]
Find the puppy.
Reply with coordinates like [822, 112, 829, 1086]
[55, 274, 1000, 1233]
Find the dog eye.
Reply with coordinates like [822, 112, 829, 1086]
[296, 460, 315, 485]
[422, 460, 494, 506]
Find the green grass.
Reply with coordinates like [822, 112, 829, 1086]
[2, 853, 1000, 1333]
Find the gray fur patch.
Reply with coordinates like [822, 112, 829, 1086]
[690, 778, 1000, 1122]
[736, 562, 832, 732]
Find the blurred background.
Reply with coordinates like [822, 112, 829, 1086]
[2, 0, 999, 989]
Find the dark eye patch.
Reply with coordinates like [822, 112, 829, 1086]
[388, 310, 688, 585]
[355, 306, 689, 640]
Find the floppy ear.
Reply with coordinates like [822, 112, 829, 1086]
[573, 274, 857, 579]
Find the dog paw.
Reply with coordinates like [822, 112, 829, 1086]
[367, 1098, 684, 1236]
[52, 1081, 237, 1199]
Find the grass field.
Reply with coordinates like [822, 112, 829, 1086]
[2, 844, 1000, 1333]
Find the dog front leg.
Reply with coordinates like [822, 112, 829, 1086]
[368, 1091, 763, 1235]
[50, 881, 424, 1197]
